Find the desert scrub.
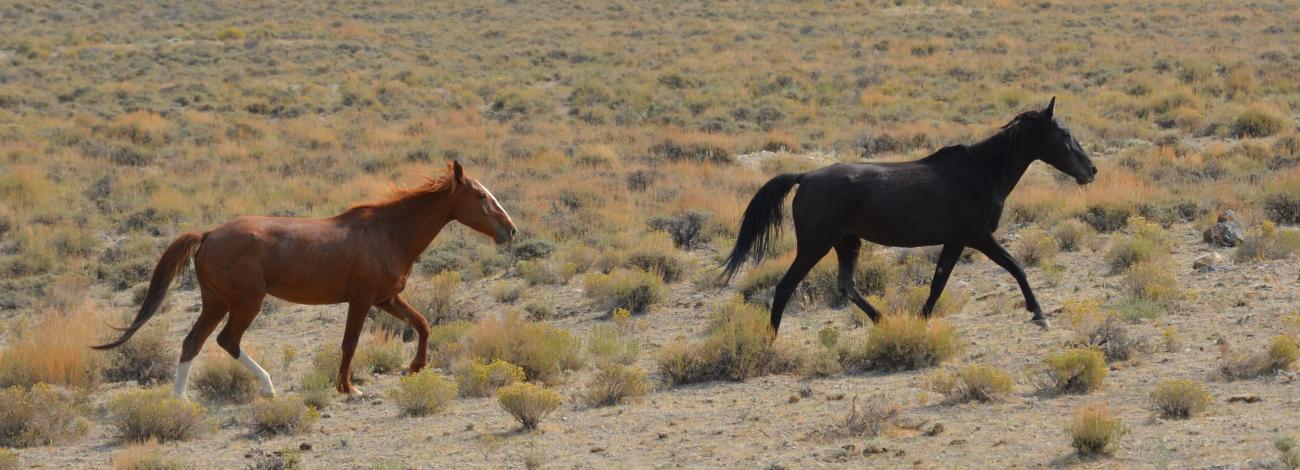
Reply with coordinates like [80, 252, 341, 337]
[1121, 261, 1180, 304]
[1014, 227, 1060, 267]
[581, 363, 650, 407]
[454, 359, 525, 397]
[1053, 219, 1094, 251]
[872, 284, 969, 320]
[251, 395, 319, 435]
[390, 370, 457, 417]
[1275, 435, 1300, 469]
[1105, 217, 1172, 273]
[359, 332, 405, 374]
[927, 364, 1013, 403]
[0, 384, 87, 447]
[191, 351, 259, 404]
[622, 232, 689, 282]
[432, 311, 581, 383]
[840, 314, 959, 372]
[1066, 402, 1124, 456]
[404, 270, 465, 324]
[1235, 222, 1300, 262]
[656, 299, 798, 385]
[1068, 307, 1143, 362]
[0, 303, 104, 389]
[103, 325, 174, 386]
[0, 450, 15, 470]
[298, 368, 333, 410]
[1231, 107, 1285, 138]
[112, 438, 184, 470]
[1038, 348, 1107, 394]
[491, 281, 526, 304]
[647, 210, 713, 249]
[309, 344, 368, 386]
[497, 382, 562, 430]
[107, 387, 208, 442]
[586, 323, 640, 366]
[1219, 335, 1299, 380]
[797, 344, 843, 379]
[838, 394, 900, 438]
[1149, 379, 1211, 419]
[582, 269, 666, 314]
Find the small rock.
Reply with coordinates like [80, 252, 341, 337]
[1228, 396, 1262, 404]
[949, 439, 967, 446]
[788, 395, 800, 404]
[1193, 252, 1225, 272]
[863, 445, 888, 455]
[657, 432, 668, 439]
[590, 447, 605, 453]
[842, 444, 855, 452]
[299, 442, 312, 451]
[371, 400, 383, 406]
[1203, 211, 1245, 247]
[924, 423, 944, 436]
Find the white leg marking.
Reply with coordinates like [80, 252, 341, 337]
[173, 360, 192, 400]
[238, 351, 277, 397]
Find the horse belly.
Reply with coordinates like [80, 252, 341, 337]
[848, 205, 955, 248]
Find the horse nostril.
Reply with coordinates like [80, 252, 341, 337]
[1090, 165, 1098, 175]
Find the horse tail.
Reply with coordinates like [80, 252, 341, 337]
[92, 231, 204, 350]
[720, 173, 802, 284]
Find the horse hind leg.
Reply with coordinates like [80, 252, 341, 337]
[174, 289, 227, 400]
[215, 296, 276, 397]
[770, 238, 835, 333]
[833, 236, 881, 324]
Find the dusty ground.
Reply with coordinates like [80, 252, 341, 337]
[14, 219, 1299, 469]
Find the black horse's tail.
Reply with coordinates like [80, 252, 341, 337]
[92, 232, 204, 350]
[720, 173, 802, 283]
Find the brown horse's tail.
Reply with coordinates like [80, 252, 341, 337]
[92, 232, 204, 350]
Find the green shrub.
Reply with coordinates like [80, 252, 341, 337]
[497, 382, 562, 430]
[1105, 217, 1172, 273]
[928, 364, 1013, 403]
[389, 370, 456, 417]
[1040, 348, 1107, 394]
[1149, 379, 1211, 419]
[107, 387, 208, 442]
[1236, 222, 1300, 262]
[586, 324, 640, 366]
[1066, 402, 1124, 455]
[215, 27, 246, 41]
[0, 384, 87, 447]
[1053, 219, 1094, 251]
[1231, 108, 1285, 138]
[582, 269, 667, 314]
[251, 395, 319, 435]
[840, 314, 959, 372]
[454, 359, 525, 397]
[191, 352, 259, 405]
[359, 333, 405, 375]
[622, 232, 689, 282]
[298, 369, 333, 410]
[433, 312, 581, 383]
[580, 364, 650, 407]
[656, 300, 798, 385]
[1015, 227, 1060, 267]
[1275, 435, 1300, 470]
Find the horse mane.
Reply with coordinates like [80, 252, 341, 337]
[348, 173, 455, 211]
[959, 110, 1042, 159]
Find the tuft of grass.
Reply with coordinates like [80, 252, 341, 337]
[251, 395, 319, 435]
[1053, 219, 1094, 252]
[112, 438, 184, 470]
[841, 314, 959, 372]
[104, 325, 174, 386]
[1121, 261, 1180, 304]
[454, 359, 526, 398]
[656, 299, 798, 385]
[389, 370, 457, 417]
[358, 331, 405, 375]
[1235, 222, 1300, 262]
[1219, 335, 1299, 380]
[622, 232, 690, 283]
[1105, 217, 1172, 273]
[106, 387, 208, 443]
[580, 363, 650, 407]
[838, 394, 900, 437]
[298, 368, 334, 410]
[0, 303, 104, 389]
[1149, 379, 1211, 419]
[1275, 435, 1300, 470]
[582, 269, 667, 314]
[433, 312, 581, 384]
[587, 324, 640, 366]
[1231, 108, 1285, 138]
[0, 383, 87, 447]
[1066, 402, 1124, 456]
[1015, 227, 1060, 267]
[928, 364, 1013, 403]
[1039, 348, 1107, 394]
[497, 382, 562, 430]
[191, 351, 259, 405]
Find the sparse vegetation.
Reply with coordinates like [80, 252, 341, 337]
[1149, 379, 1211, 419]
[0, 303, 104, 389]
[657, 299, 798, 385]
[1235, 222, 1300, 262]
[191, 351, 259, 405]
[841, 314, 959, 372]
[389, 370, 457, 417]
[251, 395, 319, 435]
[106, 387, 208, 443]
[582, 269, 667, 314]
[112, 439, 184, 470]
[0, 383, 87, 447]
[1220, 335, 1300, 380]
[927, 364, 1013, 403]
[103, 326, 174, 386]
[1066, 402, 1124, 456]
[580, 364, 650, 407]
[838, 394, 900, 438]
[454, 360, 526, 398]
[497, 382, 562, 430]
[586, 324, 640, 366]
[1039, 348, 1108, 394]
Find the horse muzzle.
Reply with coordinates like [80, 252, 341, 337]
[493, 224, 517, 245]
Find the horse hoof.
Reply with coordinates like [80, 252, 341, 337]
[260, 388, 277, 398]
[1031, 317, 1051, 330]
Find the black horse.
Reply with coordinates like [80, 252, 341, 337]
[722, 98, 1096, 333]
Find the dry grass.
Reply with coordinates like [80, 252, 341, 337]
[0, 383, 87, 447]
[103, 325, 174, 386]
[656, 299, 798, 385]
[358, 331, 405, 375]
[389, 370, 456, 418]
[838, 394, 901, 438]
[112, 439, 184, 470]
[1038, 348, 1108, 394]
[0, 302, 104, 389]
[106, 387, 209, 443]
[454, 360, 526, 398]
[580, 364, 650, 408]
[1219, 335, 1300, 380]
[1149, 379, 1212, 419]
[1235, 222, 1300, 262]
[432, 312, 581, 384]
[927, 364, 1014, 403]
[497, 382, 562, 430]
[1014, 227, 1060, 267]
[582, 269, 667, 314]
[1066, 402, 1124, 456]
[841, 314, 959, 372]
[190, 350, 258, 405]
[586, 324, 640, 367]
[250, 395, 319, 435]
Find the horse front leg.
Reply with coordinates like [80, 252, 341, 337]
[375, 295, 430, 373]
[922, 243, 964, 319]
[972, 237, 1048, 329]
[337, 300, 372, 397]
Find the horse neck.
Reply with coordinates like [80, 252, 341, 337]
[370, 193, 454, 261]
[972, 131, 1035, 200]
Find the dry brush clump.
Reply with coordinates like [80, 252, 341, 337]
[580, 363, 650, 407]
[103, 325, 174, 386]
[358, 331, 406, 375]
[656, 299, 799, 385]
[250, 395, 319, 435]
[497, 382, 562, 430]
[582, 268, 667, 314]
[0, 302, 104, 389]
[1066, 402, 1125, 456]
[190, 351, 259, 405]
[840, 313, 959, 372]
[1219, 335, 1299, 380]
[432, 312, 582, 384]
[1105, 217, 1173, 273]
[586, 323, 641, 366]
[454, 359, 526, 398]
[1036, 348, 1108, 394]
[111, 438, 185, 470]
[106, 387, 209, 443]
[1149, 379, 1212, 419]
[1053, 218, 1095, 251]
[1235, 222, 1300, 262]
[837, 394, 901, 438]
[927, 364, 1014, 403]
[389, 370, 457, 417]
[1014, 226, 1060, 267]
[1064, 300, 1144, 362]
[0, 383, 87, 447]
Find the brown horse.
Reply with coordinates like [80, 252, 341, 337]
[93, 161, 516, 398]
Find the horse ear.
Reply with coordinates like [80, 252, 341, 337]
[448, 160, 465, 188]
[1044, 96, 1056, 119]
